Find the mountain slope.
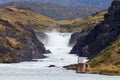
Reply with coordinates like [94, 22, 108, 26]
[89, 36, 120, 75]
[70, 0, 120, 59]
[1, 2, 101, 20]
[37, 0, 113, 9]
[0, 6, 57, 31]
[58, 10, 107, 32]
[66, 11, 107, 46]
[0, 6, 57, 63]
[0, 0, 113, 9]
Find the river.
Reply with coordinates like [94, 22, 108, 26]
[0, 31, 120, 80]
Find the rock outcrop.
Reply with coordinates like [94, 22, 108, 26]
[70, 0, 120, 59]
[69, 32, 88, 47]
[0, 19, 47, 63]
[0, 7, 53, 63]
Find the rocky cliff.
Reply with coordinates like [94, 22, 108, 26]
[0, 7, 56, 63]
[68, 11, 107, 46]
[70, 0, 120, 59]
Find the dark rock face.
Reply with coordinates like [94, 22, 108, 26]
[70, 0, 120, 59]
[69, 32, 88, 47]
[0, 19, 46, 63]
[48, 65, 56, 68]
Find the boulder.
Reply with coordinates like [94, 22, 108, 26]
[48, 65, 56, 68]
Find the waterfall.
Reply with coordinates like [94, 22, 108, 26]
[45, 30, 71, 48]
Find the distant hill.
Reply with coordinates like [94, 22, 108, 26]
[35, 0, 113, 9]
[0, 0, 113, 9]
[0, 6, 57, 31]
[1, 2, 101, 20]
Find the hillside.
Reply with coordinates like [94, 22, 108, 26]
[69, 0, 120, 75]
[0, 0, 113, 9]
[0, 6, 57, 31]
[1, 2, 101, 20]
[58, 10, 107, 32]
[89, 36, 120, 75]
[58, 10, 107, 46]
[37, 0, 113, 9]
[70, 0, 120, 59]
[0, 6, 57, 63]
[65, 0, 120, 75]
[64, 37, 120, 75]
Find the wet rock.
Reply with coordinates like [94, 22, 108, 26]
[63, 64, 76, 70]
[48, 65, 56, 68]
[35, 31, 48, 45]
[69, 32, 88, 47]
[45, 50, 52, 54]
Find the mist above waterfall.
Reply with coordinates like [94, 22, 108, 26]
[45, 29, 72, 48]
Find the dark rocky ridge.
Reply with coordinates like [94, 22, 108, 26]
[70, 0, 120, 59]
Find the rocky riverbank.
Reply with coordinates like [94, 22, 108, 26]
[0, 7, 57, 63]
[68, 0, 120, 76]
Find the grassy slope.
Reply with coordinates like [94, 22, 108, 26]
[0, 6, 58, 63]
[89, 36, 120, 75]
[0, 6, 58, 31]
[64, 37, 120, 75]
[58, 10, 107, 32]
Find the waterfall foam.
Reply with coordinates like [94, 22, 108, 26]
[46, 31, 71, 48]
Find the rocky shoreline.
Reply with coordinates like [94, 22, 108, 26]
[63, 64, 120, 76]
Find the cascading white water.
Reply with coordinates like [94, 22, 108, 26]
[45, 30, 88, 64]
[43, 30, 78, 67]
[46, 33, 69, 47]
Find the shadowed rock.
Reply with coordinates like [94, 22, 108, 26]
[70, 0, 120, 59]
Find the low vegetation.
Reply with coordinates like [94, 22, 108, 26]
[0, 6, 58, 32]
[89, 36, 120, 75]
[58, 10, 107, 32]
